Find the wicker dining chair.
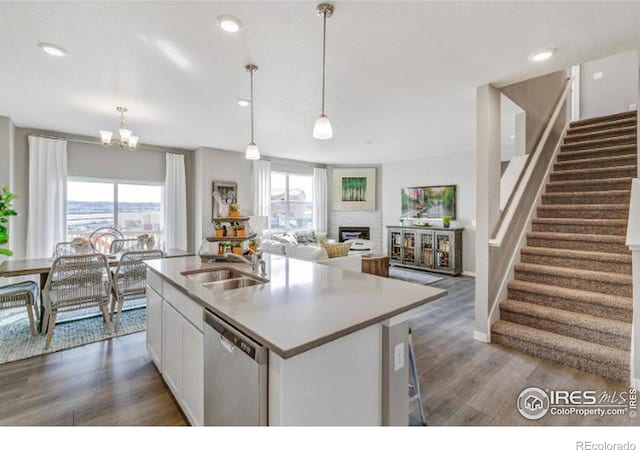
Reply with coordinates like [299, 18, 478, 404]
[42, 253, 113, 349]
[0, 281, 40, 336]
[108, 238, 142, 255]
[89, 227, 123, 254]
[111, 250, 163, 332]
[53, 241, 93, 258]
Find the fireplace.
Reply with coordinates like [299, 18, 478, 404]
[338, 226, 370, 242]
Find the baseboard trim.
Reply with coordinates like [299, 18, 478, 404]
[474, 330, 490, 343]
[462, 271, 476, 277]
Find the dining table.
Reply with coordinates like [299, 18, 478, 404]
[0, 248, 194, 330]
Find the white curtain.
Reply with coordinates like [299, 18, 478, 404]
[253, 160, 271, 217]
[26, 136, 68, 259]
[164, 153, 188, 250]
[313, 167, 328, 233]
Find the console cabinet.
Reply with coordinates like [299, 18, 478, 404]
[387, 226, 463, 275]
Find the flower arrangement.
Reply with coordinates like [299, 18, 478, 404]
[229, 203, 240, 218]
[137, 234, 156, 250]
[232, 242, 243, 255]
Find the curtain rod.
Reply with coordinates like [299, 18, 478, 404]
[28, 133, 104, 146]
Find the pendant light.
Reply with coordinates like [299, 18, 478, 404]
[313, 3, 334, 140]
[245, 64, 260, 160]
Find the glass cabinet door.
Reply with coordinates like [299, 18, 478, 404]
[389, 230, 402, 262]
[402, 231, 417, 265]
[435, 232, 451, 270]
[419, 232, 434, 269]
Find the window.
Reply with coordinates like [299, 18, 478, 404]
[270, 172, 313, 230]
[67, 179, 163, 241]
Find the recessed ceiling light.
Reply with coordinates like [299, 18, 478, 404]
[216, 15, 242, 33]
[528, 48, 554, 62]
[38, 42, 67, 57]
[237, 98, 251, 107]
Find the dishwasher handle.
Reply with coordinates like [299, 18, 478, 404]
[204, 309, 268, 364]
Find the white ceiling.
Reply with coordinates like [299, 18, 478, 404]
[1, 1, 640, 164]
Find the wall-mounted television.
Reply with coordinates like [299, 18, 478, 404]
[401, 185, 456, 219]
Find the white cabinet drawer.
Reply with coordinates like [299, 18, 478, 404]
[147, 268, 163, 296]
[164, 282, 204, 332]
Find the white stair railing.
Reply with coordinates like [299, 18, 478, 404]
[626, 178, 640, 388]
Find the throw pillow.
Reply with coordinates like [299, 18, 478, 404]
[272, 232, 298, 246]
[320, 241, 352, 258]
[294, 230, 316, 245]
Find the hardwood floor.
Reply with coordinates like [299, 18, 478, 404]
[0, 274, 636, 426]
[0, 332, 186, 426]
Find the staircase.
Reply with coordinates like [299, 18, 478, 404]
[492, 110, 637, 385]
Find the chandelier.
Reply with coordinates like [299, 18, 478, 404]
[100, 106, 140, 150]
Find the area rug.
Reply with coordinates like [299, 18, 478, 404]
[389, 266, 443, 285]
[0, 305, 146, 365]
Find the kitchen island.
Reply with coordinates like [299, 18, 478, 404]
[145, 254, 446, 426]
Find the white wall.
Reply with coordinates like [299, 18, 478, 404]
[381, 152, 476, 273]
[580, 50, 639, 119]
[193, 147, 254, 247]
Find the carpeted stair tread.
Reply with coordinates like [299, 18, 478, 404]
[561, 134, 636, 151]
[551, 165, 637, 177]
[527, 230, 629, 254]
[531, 218, 627, 236]
[514, 262, 632, 289]
[520, 246, 632, 265]
[536, 204, 629, 220]
[564, 125, 637, 142]
[545, 177, 633, 193]
[507, 279, 632, 313]
[521, 245, 632, 274]
[557, 144, 637, 161]
[492, 320, 629, 368]
[570, 110, 636, 128]
[532, 218, 627, 227]
[527, 231, 626, 244]
[554, 154, 637, 171]
[541, 190, 630, 204]
[500, 300, 631, 339]
[568, 117, 636, 134]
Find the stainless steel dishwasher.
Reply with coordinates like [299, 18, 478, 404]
[203, 309, 269, 426]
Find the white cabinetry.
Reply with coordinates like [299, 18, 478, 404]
[147, 275, 204, 427]
[146, 286, 163, 369]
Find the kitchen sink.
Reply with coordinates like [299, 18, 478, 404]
[201, 277, 264, 291]
[181, 268, 243, 284]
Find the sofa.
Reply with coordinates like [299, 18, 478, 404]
[261, 230, 362, 272]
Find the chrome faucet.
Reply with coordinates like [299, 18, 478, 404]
[224, 251, 267, 278]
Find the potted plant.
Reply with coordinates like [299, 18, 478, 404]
[0, 185, 17, 262]
[217, 242, 225, 255]
[235, 221, 246, 237]
[232, 242, 243, 255]
[215, 223, 224, 238]
[442, 215, 452, 229]
[248, 239, 257, 253]
[229, 203, 240, 218]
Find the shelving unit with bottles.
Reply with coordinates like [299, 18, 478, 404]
[387, 225, 463, 275]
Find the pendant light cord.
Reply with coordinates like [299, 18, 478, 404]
[250, 68, 255, 143]
[321, 11, 327, 115]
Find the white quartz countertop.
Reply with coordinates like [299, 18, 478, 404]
[145, 255, 447, 358]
